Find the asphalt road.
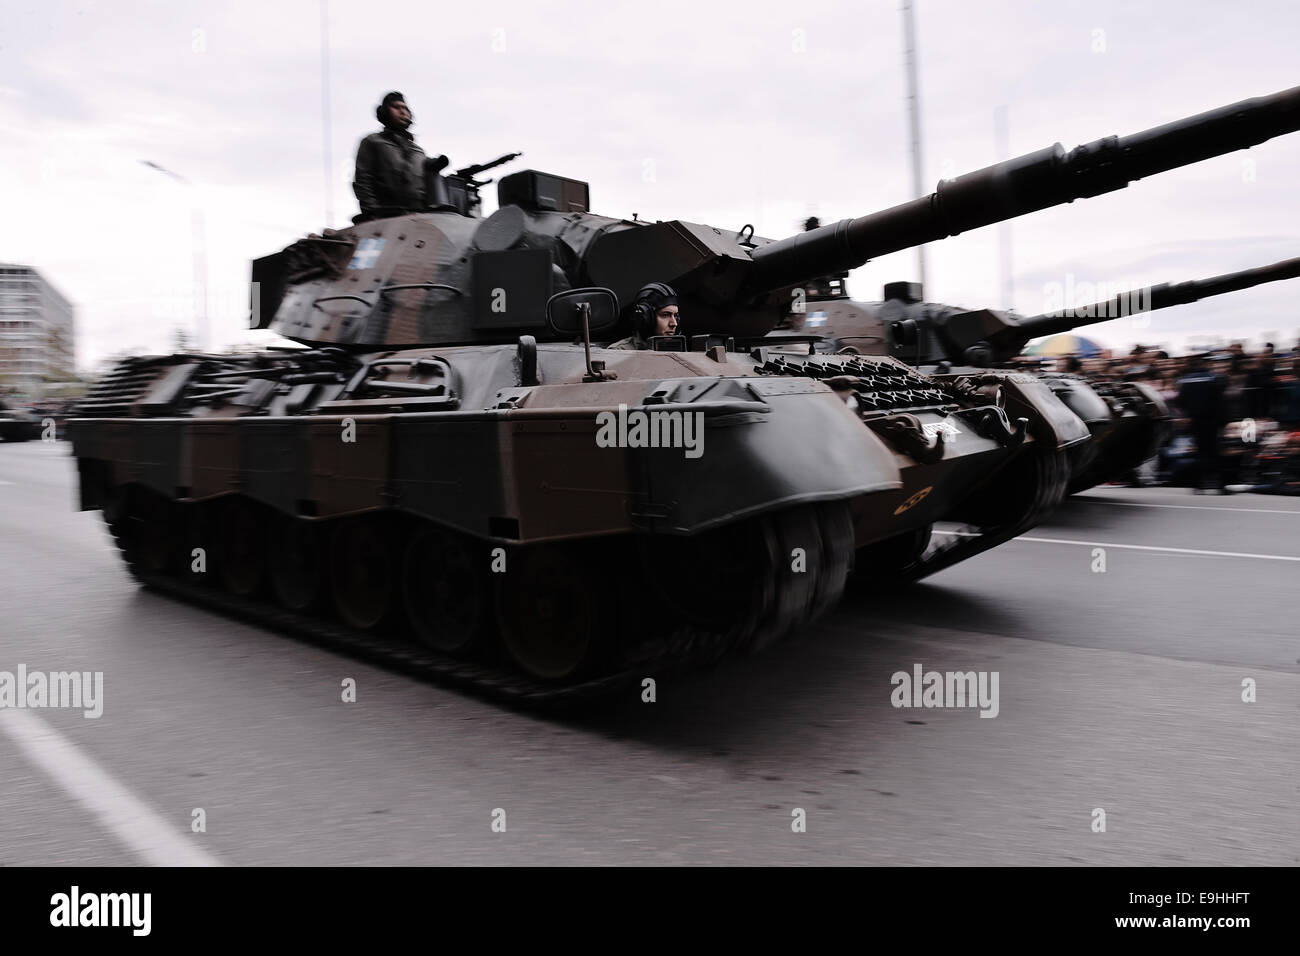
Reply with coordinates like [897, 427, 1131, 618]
[2, 441, 1296, 865]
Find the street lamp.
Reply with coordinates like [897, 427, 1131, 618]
[141, 160, 208, 352]
[901, 0, 927, 291]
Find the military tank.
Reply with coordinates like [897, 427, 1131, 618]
[68, 85, 1300, 700]
[791, 257, 1300, 492]
[0, 398, 41, 442]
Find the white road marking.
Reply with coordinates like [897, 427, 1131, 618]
[933, 530, 1300, 562]
[0, 708, 222, 866]
[1073, 497, 1300, 516]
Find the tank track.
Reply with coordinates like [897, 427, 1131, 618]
[102, 497, 854, 711]
[753, 353, 1072, 586]
[892, 445, 1069, 585]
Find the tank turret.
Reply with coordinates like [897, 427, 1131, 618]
[252, 85, 1300, 349]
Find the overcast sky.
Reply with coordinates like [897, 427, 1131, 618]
[2, 0, 1298, 372]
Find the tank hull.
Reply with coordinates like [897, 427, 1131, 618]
[70, 343, 1068, 698]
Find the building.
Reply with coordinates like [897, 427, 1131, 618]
[0, 263, 76, 400]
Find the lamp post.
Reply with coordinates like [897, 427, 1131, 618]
[901, 0, 927, 290]
[320, 0, 334, 228]
[141, 160, 208, 351]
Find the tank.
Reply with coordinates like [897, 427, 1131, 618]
[68, 85, 1300, 700]
[0, 398, 41, 442]
[794, 257, 1300, 492]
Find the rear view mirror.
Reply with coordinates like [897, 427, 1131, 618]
[546, 288, 620, 336]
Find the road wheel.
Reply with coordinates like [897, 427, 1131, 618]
[270, 517, 325, 613]
[640, 502, 852, 654]
[132, 488, 178, 575]
[809, 500, 856, 619]
[496, 543, 607, 682]
[330, 516, 398, 630]
[112, 485, 175, 577]
[402, 526, 489, 654]
[217, 498, 267, 596]
[640, 511, 778, 650]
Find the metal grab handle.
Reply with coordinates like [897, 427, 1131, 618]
[362, 354, 461, 398]
[312, 294, 373, 311]
[379, 283, 463, 298]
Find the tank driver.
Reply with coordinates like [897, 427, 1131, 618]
[608, 282, 681, 350]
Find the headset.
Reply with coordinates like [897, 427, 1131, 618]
[631, 282, 678, 339]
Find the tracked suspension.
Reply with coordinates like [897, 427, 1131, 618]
[104, 494, 856, 708]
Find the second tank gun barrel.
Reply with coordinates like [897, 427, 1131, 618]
[1013, 255, 1300, 342]
[746, 85, 1300, 295]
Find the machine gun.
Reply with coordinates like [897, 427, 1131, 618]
[426, 152, 524, 217]
[455, 152, 523, 185]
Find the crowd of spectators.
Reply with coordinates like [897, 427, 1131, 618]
[1029, 340, 1300, 495]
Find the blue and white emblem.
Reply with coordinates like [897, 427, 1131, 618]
[805, 310, 828, 328]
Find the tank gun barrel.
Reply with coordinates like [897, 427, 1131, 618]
[746, 85, 1300, 295]
[1013, 256, 1300, 342]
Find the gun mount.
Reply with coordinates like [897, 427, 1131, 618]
[422, 151, 525, 219]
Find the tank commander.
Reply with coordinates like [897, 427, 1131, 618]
[353, 91, 428, 221]
[608, 282, 681, 350]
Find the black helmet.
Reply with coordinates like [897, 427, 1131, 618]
[630, 282, 678, 338]
[376, 91, 409, 126]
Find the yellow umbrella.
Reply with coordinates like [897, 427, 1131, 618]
[1024, 333, 1104, 357]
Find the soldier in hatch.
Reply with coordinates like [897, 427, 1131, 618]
[353, 91, 429, 221]
[608, 282, 681, 350]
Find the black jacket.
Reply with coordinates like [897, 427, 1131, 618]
[353, 127, 426, 219]
[1177, 371, 1228, 423]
